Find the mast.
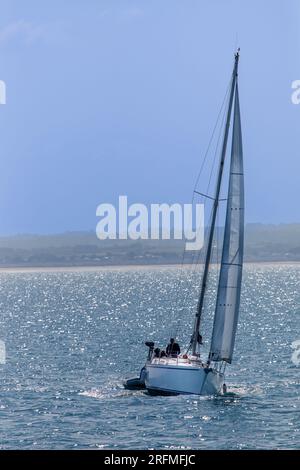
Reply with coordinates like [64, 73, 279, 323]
[191, 50, 240, 356]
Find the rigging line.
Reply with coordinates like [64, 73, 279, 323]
[182, 78, 230, 254]
[173, 106, 228, 343]
[184, 230, 218, 354]
[174, 208, 216, 341]
[178, 92, 229, 313]
[182, 83, 230, 308]
[173, 208, 216, 339]
[180, 81, 231, 273]
[204, 90, 229, 202]
[217, 207, 219, 272]
[193, 190, 215, 201]
[167, 79, 232, 344]
[185, 83, 232, 344]
[184, 87, 229, 279]
[192, 80, 232, 198]
[173, 201, 216, 340]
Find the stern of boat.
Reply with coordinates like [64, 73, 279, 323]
[145, 357, 224, 396]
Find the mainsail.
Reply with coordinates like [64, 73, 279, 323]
[209, 80, 244, 363]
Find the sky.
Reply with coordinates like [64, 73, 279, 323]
[0, 0, 299, 234]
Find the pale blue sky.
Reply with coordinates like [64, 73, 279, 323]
[0, 0, 299, 234]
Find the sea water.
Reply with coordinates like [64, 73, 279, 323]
[0, 264, 299, 449]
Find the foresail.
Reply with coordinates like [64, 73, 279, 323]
[209, 82, 244, 363]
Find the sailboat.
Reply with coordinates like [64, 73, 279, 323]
[125, 50, 244, 395]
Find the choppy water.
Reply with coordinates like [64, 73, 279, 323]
[0, 264, 299, 449]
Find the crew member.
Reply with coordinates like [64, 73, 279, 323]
[166, 338, 180, 357]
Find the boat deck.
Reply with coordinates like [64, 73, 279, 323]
[150, 356, 206, 368]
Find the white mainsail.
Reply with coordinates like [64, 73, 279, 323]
[209, 81, 244, 363]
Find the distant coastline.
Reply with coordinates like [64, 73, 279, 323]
[0, 224, 300, 268]
[0, 261, 300, 274]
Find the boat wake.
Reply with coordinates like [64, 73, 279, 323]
[213, 383, 264, 400]
[79, 380, 145, 400]
[228, 384, 264, 396]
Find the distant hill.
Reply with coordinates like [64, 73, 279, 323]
[0, 224, 299, 267]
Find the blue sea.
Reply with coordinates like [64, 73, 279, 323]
[0, 264, 299, 449]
